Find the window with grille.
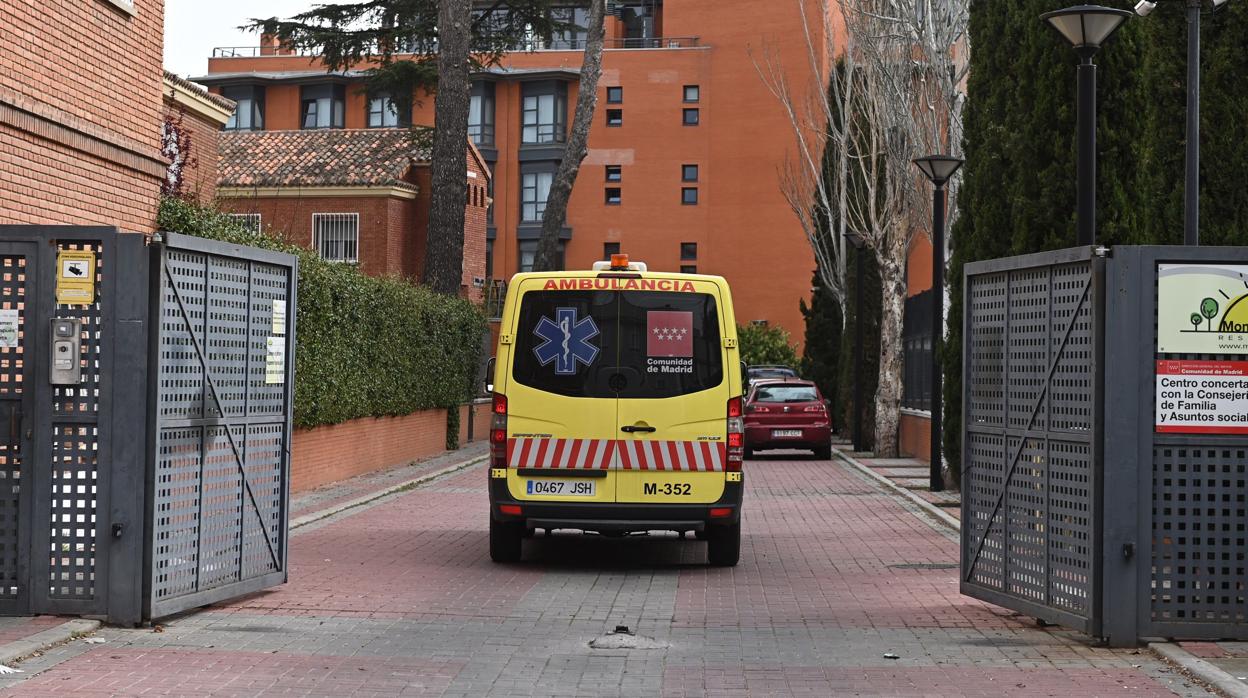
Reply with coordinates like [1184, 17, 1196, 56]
[312, 213, 359, 263]
[902, 289, 934, 412]
[521, 82, 567, 144]
[227, 213, 262, 232]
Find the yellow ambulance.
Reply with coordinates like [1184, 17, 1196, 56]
[487, 255, 744, 566]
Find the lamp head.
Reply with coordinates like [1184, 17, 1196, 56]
[1134, 0, 1157, 16]
[1041, 5, 1133, 55]
[913, 155, 965, 186]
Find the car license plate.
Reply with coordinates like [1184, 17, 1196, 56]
[772, 429, 803, 438]
[526, 479, 596, 497]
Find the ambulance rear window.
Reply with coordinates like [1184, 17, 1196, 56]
[511, 288, 724, 399]
[616, 291, 723, 399]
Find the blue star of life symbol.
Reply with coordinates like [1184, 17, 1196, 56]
[533, 307, 600, 375]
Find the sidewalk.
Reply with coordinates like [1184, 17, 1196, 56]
[832, 443, 961, 522]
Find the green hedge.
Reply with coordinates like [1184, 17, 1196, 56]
[736, 323, 800, 368]
[157, 197, 488, 429]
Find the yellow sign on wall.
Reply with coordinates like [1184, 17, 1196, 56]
[55, 250, 96, 306]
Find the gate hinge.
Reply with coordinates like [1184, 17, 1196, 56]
[500, 334, 514, 345]
[112, 523, 124, 539]
[1094, 245, 1111, 258]
[723, 338, 738, 349]
[1122, 542, 1135, 560]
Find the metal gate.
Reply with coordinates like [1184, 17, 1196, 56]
[961, 248, 1104, 636]
[144, 232, 297, 620]
[0, 226, 295, 625]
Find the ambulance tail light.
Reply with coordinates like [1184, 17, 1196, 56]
[726, 397, 744, 472]
[491, 393, 508, 468]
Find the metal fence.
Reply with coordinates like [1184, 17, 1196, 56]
[0, 226, 295, 625]
[964, 245, 1248, 646]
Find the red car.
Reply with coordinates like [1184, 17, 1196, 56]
[743, 379, 832, 459]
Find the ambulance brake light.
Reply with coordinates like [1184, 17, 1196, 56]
[709, 507, 734, 518]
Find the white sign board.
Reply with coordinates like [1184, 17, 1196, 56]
[265, 337, 286, 385]
[1155, 360, 1248, 434]
[272, 300, 287, 336]
[0, 309, 17, 348]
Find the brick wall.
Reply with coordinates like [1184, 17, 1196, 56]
[462, 150, 491, 303]
[899, 412, 931, 462]
[457, 400, 493, 446]
[220, 195, 418, 278]
[291, 409, 451, 492]
[0, 0, 165, 232]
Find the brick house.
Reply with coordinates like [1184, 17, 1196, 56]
[161, 71, 234, 201]
[0, 0, 166, 231]
[216, 129, 490, 298]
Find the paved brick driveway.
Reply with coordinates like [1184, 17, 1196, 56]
[0, 456, 1214, 697]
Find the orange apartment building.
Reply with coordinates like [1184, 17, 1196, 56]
[198, 0, 823, 339]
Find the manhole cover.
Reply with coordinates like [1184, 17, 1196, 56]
[889, 563, 959, 570]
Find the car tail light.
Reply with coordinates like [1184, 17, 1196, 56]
[726, 397, 743, 471]
[491, 393, 508, 468]
[751, 405, 772, 413]
[803, 405, 824, 413]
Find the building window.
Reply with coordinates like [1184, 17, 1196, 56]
[604, 242, 620, 259]
[521, 170, 554, 222]
[367, 95, 409, 128]
[681, 265, 698, 274]
[605, 187, 622, 205]
[606, 86, 623, 103]
[486, 240, 494, 279]
[487, 175, 495, 225]
[312, 213, 359, 263]
[522, 82, 567, 144]
[518, 240, 565, 272]
[547, 6, 591, 49]
[902, 290, 934, 412]
[682, 187, 699, 205]
[301, 84, 345, 129]
[684, 85, 700, 103]
[681, 242, 698, 260]
[469, 82, 496, 145]
[605, 165, 622, 182]
[222, 85, 264, 131]
[606, 109, 623, 127]
[227, 213, 262, 232]
[682, 164, 699, 182]
[682, 108, 700, 126]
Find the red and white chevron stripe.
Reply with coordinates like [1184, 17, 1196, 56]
[507, 438, 726, 472]
[507, 438, 617, 470]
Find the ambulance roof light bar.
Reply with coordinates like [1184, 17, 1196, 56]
[592, 254, 648, 272]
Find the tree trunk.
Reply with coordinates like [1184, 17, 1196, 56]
[532, 0, 607, 272]
[872, 232, 908, 458]
[423, 0, 473, 294]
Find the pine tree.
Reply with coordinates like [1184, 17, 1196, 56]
[800, 273, 842, 422]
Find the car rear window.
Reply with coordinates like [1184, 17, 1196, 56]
[511, 290, 618, 398]
[510, 288, 724, 399]
[753, 385, 818, 403]
[617, 291, 723, 399]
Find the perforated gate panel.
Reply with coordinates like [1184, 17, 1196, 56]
[147, 233, 295, 620]
[0, 251, 30, 609]
[962, 250, 1101, 635]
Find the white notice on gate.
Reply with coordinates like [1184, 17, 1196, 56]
[1155, 359, 1248, 434]
[272, 299, 287, 335]
[0, 309, 17, 348]
[265, 336, 286, 385]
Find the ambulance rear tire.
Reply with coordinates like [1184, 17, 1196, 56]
[707, 521, 741, 566]
[744, 446, 755, 460]
[490, 518, 523, 563]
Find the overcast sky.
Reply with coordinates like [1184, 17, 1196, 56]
[164, 0, 316, 79]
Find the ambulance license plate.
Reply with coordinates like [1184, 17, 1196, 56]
[526, 479, 596, 497]
[772, 429, 802, 438]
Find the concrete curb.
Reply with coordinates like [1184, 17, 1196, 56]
[0, 619, 100, 667]
[290, 454, 489, 530]
[832, 450, 961, 531]
[1150, 642, 1248, 698]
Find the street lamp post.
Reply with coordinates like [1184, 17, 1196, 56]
[913, 156, 964, 493]
[1135, 0, 1237, 245]
[1041, 5, 1133, 246]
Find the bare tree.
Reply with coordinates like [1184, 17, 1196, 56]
[755, 0, 967, 457]
[533, 0, 607, 272]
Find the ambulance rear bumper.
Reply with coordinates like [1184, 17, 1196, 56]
[490, 479, 743, 531]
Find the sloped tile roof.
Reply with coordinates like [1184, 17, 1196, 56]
[219, 128, 433, 190]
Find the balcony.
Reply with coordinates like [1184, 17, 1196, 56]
[211, 36, 700, 59]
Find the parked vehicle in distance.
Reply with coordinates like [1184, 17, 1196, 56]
[744, 364, 797, 391]
[742, 379, 832, 460]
